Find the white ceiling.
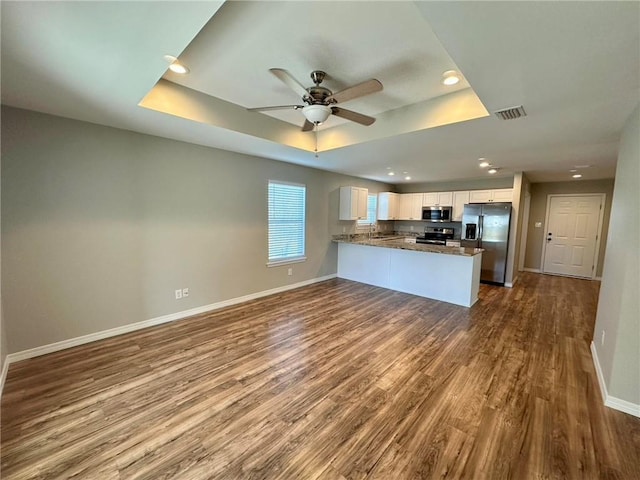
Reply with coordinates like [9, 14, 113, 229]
[2, 1, 638, 184]
[166, 1, 470, 128]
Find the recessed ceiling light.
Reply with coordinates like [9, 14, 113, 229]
[164, 54, 190, 75]
[388, 172, 395, 176]
[572, 174, 582, 179]
[168, 62, 190, 74]
[405, 176, 411, 181]
[386, 167, 392, 170]
[574, 164, 591, 169]
[569, 169, 577, 173]
[479, 160, 491, 168]
[488, 168, 498, 174]
[442, 70, 461, 86]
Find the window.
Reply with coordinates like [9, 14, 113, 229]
[268, 180, 306, 265]
[357, 194, 378, 228]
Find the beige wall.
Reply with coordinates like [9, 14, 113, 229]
[397, 176, 514, 193]
[593, 104, 640, 406]
[0, 151, 5, 377]
[524, 179, 614, 276]
[1, 106, 391, 354]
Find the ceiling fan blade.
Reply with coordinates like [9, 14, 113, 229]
[270, 68, 309, 99]
[331, 107, 376, 126]
[301, 119, 314, 132]
[327, 79, 382, 104]
[247, 105, 303, 112]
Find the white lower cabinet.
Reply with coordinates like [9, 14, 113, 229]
[337, 243, 482, 307]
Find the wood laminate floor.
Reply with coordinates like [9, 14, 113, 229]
[2, 273, 639, 479]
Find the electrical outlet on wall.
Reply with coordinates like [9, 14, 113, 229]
[175, 289, 182, 300]
[182, 287, 189, 297]
[287, 268, 293, 276]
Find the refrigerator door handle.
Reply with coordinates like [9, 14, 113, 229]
[478, 215, 484, 242]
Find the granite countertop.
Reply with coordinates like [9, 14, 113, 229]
[332, 235, 483, 257]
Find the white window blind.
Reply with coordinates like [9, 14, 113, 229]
[268, 181, 306, 265]
[357, 194, 378, 227]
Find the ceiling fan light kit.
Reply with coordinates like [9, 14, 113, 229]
[302, 104, 331, 124]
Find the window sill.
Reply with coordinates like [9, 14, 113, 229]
[266, 256, 307, 267]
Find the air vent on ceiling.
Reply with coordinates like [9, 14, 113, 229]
[494, 105, 527, 120]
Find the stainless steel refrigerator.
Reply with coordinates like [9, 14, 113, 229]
[461, 202, 512, 285]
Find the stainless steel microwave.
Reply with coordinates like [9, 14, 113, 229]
[421, 206, 453, 222]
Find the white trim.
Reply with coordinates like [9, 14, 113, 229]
[540, 193, 606, 280]
[591, 341, 609, 403]
[591, 341, 640, 418]
[0, 358, 9, 396]
[266, 256, 307, 267]
[268, 179, 306, 188]
[3, 274, 337, 367]
[524, 267, 542, 273]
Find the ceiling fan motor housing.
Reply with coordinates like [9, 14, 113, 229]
[306, 86, 333, 104]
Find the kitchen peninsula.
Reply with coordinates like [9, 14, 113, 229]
[334, 236, 482, 307]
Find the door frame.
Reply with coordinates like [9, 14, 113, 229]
[540, 193, 606, 279]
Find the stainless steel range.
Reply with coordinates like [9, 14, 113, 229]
[416, 227, 455, 245]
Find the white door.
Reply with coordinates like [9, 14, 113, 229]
[542, 195, 603, 278]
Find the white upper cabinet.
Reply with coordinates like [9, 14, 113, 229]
[469, 188, 513, 203]
[452, 191, 470, 221]
[339, 186, 368, 220]
[468, 190, 493, 203]
[399, 193, 423, 220]
[423, 191, 453, 206]
[377, 192, 399, 220]
[492, 188, 514, 202]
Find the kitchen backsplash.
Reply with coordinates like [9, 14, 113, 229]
[393, 221, 462, 239]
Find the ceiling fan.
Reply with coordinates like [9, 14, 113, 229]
[248, 69, 383, 131]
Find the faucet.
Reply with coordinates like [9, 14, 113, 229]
[368, 223, 376, 239]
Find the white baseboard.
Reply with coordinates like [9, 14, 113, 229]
[523, 268, 542, 273]
[3, 274, 337, 372]
[591, 341, 640, 418]
[0, 357, 9, 396]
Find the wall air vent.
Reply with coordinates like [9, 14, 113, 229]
[494, 105, 527, 120]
